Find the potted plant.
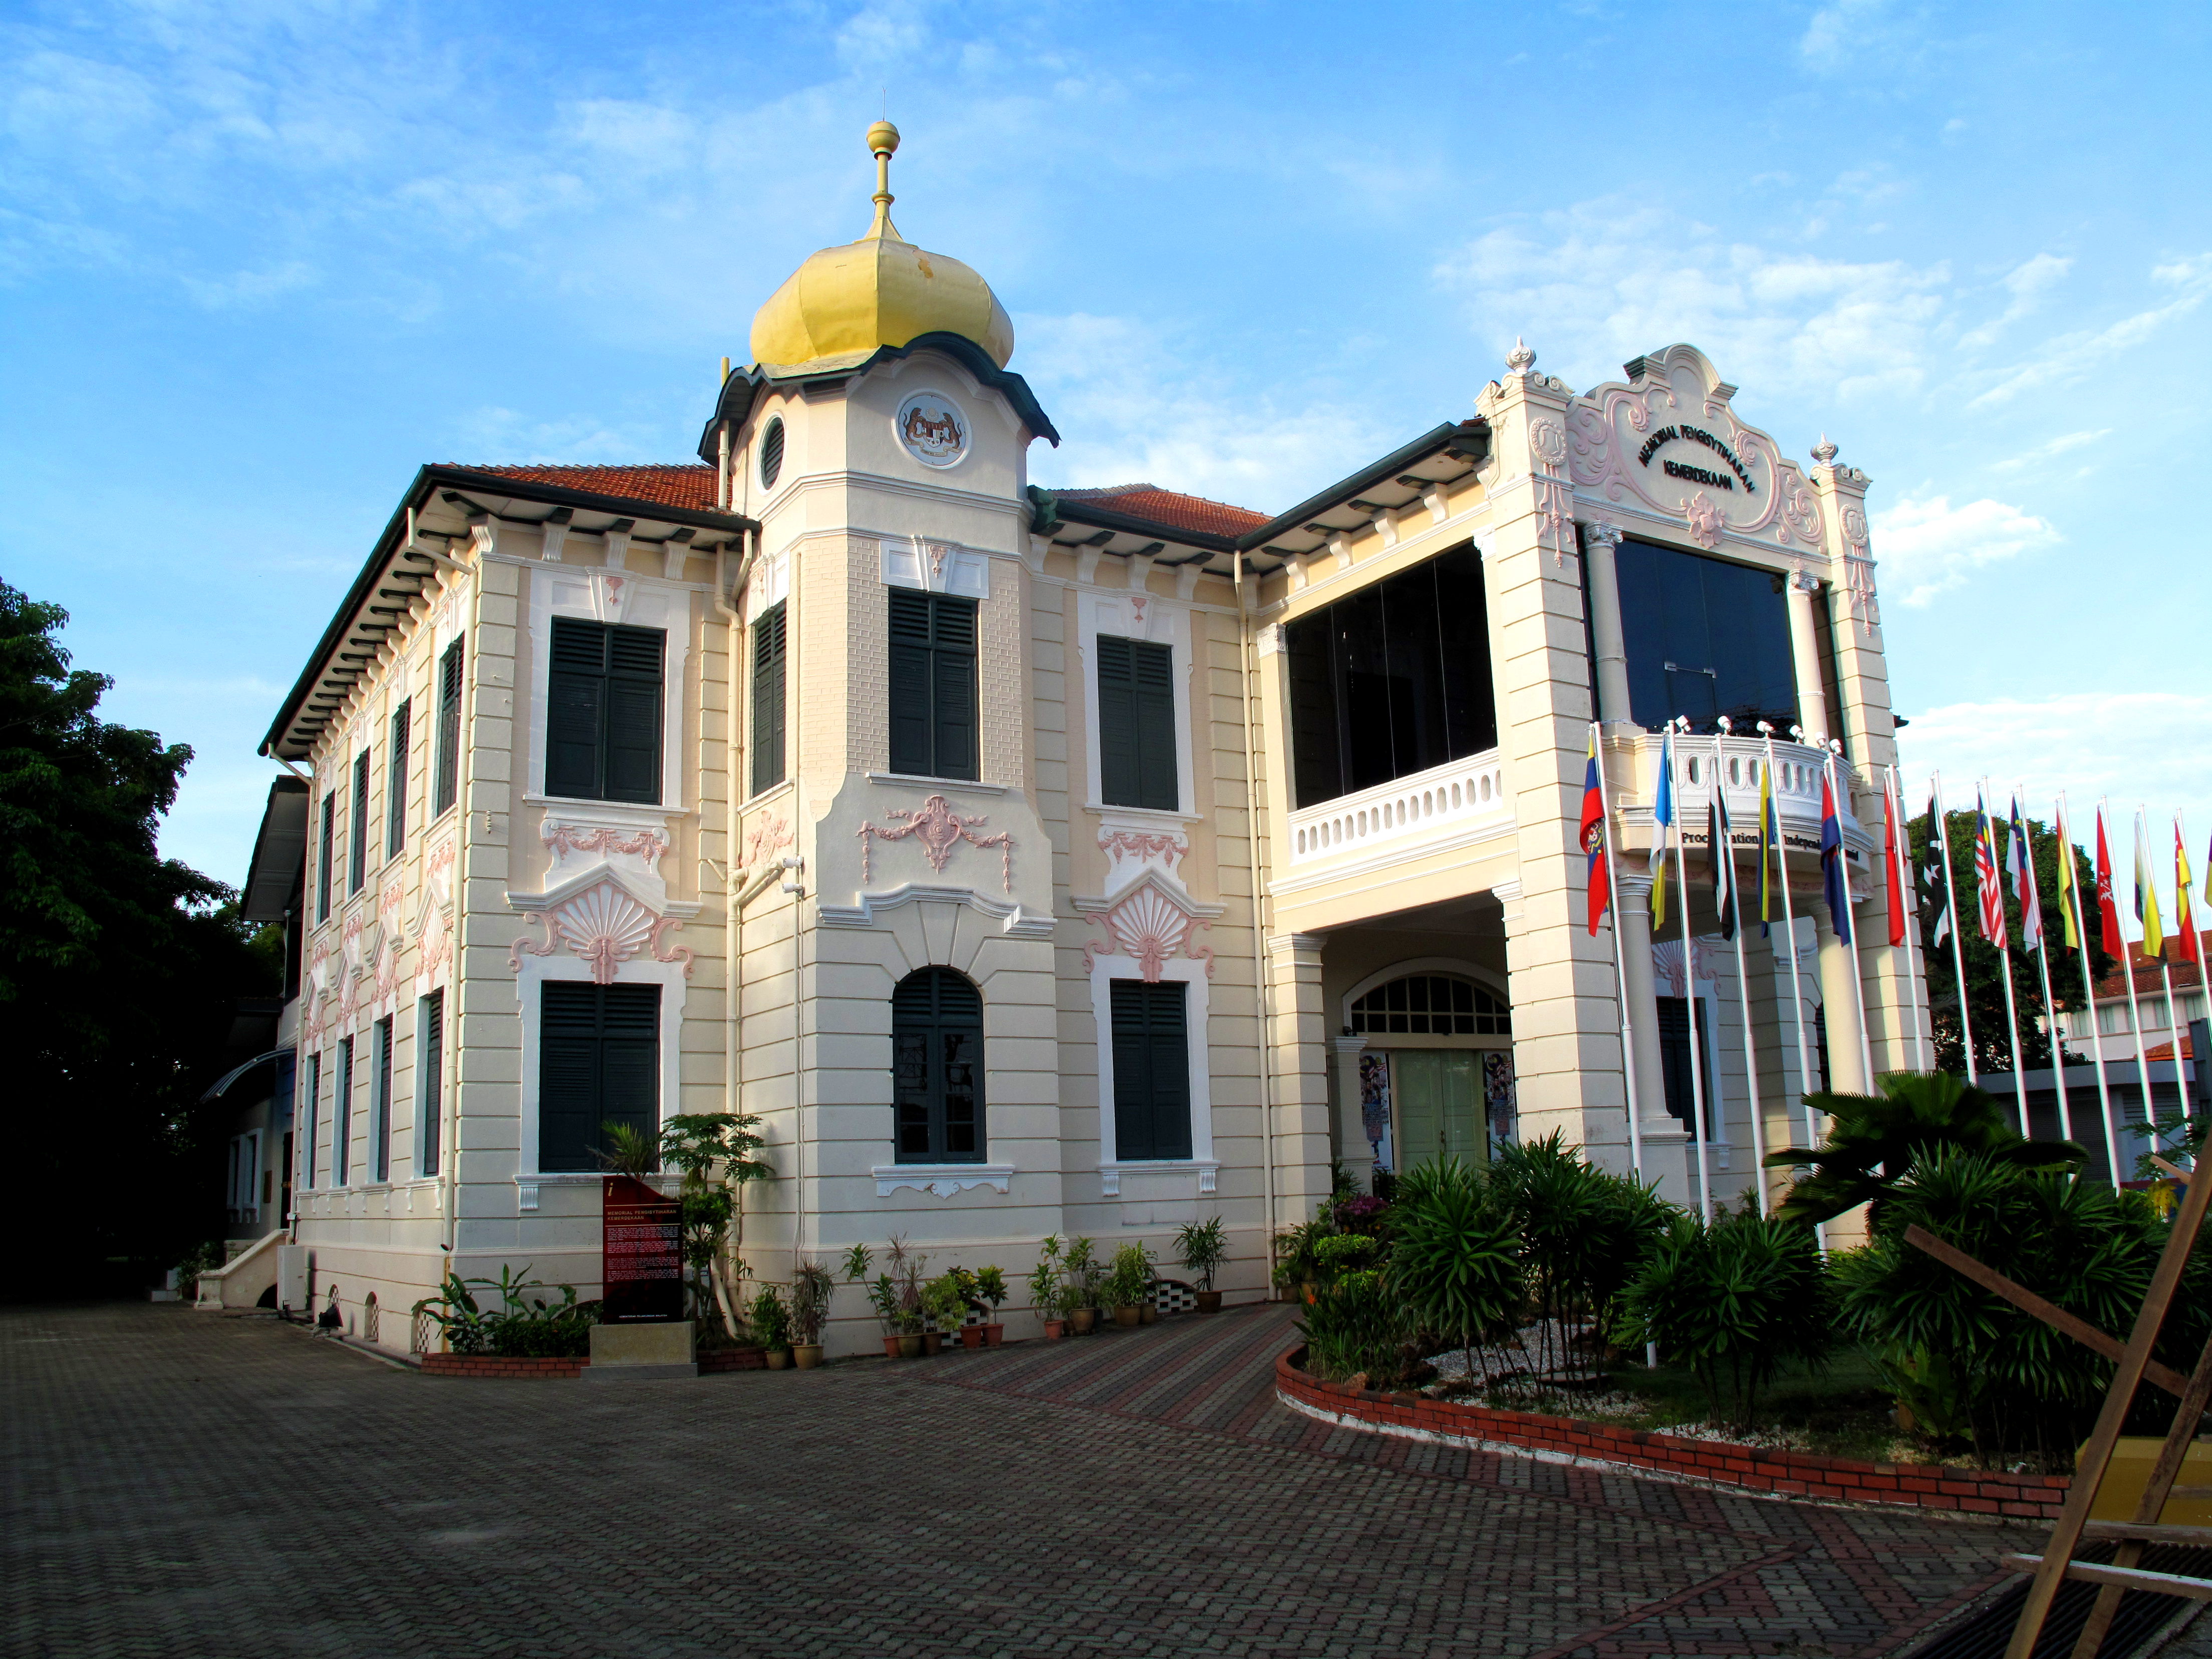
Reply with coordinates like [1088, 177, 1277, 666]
[1178, 1216, 1228, 1314]
[921, 1272, 968, 1353]
[944, 1267, 987, 1348]
[790, 1259, 834, 1369]
[1272, 1220, 1329, 1303]
[1063, 1237, 1098, 1333]
[863, 1273, 904, 1357]
[1105, 1242, 1152, 1327]
[749, 1284, 792, 1368]
[975, 1265, 1009, 1344]
[1029, 1239, 1065, 1339]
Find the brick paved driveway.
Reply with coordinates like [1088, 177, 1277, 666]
[4, 1302, 2036, 1658]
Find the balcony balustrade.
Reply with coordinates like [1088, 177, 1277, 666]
[1286, 750, 1512, 869]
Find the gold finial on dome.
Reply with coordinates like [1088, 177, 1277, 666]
[746, 121, 1015, 372]
[865, 120, 901, 240]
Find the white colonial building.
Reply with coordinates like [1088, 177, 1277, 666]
[229, 124, 1922, 1352]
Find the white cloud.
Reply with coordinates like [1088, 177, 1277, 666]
[1433, 200, 1949, 402]
[1969, 253, 2212, 407]
[447, 406, 672, 466]
[1870, 491, 2059, 606]
[1897, 694, 2212, 897]
[1988, 428, 2109, 474]
[1960, 251, 2071, 348]
[180, 258, 318, 309]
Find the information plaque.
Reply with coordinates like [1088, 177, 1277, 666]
[601, 1174, 683, 1323]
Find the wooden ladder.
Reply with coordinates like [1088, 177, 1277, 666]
[1909, 1156, 2212, 1658]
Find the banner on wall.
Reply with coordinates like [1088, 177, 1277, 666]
[1358, 1052, 1394, 1173]
[1483, 1051, 1517, 1155]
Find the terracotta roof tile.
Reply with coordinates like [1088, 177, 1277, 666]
[450, 463, 721, 513]
[1053, 483, 1270, 540]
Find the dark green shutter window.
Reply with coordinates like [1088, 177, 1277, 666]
[751, 602, 787, 796]
[539, 982, 660, 1172]
[349, 749, 370, 892]
[418, 990, 443, 1179]
[433, 637, 465, 814]
[317, 792, 335, 923]
[372, 1016, 393, 1183]
[759, 417, 785, 490]
[335, 1035, 353, 1186]
[387, 700, 410, 857]
[545, 618, 665, 804]
[891, 968, 985, 1163]
[1111, 979, 1192, 1161]
[304, 1054, 321, 1187]
[887, 589, 977, 780]
[1096, 635, 1178, 810]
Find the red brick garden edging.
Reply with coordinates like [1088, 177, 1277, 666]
[698, 1346, 768, 1372]
[421, 1353, 587, 1378]
[1275, 1348, 2070, 1518]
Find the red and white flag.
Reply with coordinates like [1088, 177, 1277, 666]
[2095, 806, 2124, 958]
[1975, 791, 2006, 949]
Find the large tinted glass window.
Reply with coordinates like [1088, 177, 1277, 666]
[1614, 539, 1796, 734]
[1283, 544, 1496, 809]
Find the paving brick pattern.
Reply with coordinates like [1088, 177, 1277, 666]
[4, 1302, 2038, 1657]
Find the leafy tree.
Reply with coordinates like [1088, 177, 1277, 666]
[1765, 1070, 2085, 1227]
[1910, 806, 2115, 1076]
[0, 581, 269, 1285]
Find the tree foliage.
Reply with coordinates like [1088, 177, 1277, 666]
[0, 581, 269, 1284]
[1910, 806, 2115, 1075]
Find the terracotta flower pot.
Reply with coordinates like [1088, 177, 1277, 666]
[1139, 1304, 1158, 1325]
[1197, 1290, 1223, 1314]
[1043, 1319, 1066, 1340]
[883, 1335, 902, 1358]
[897, 1333, 924, 1359]
[1113, 1305, 1142, 1328]
[793, 1343, 823, 1370]
[766, 1348, 791, 1370]
[921, 1331, 943, 1355]
[983, 1322, 1005, 1346]
[1071, 1308, 1096, 1334]
[958, 1325, 984, 1349]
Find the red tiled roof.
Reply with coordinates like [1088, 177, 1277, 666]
[450, 463, 721, 513]
[2091, 942, 2204, 1001]
[1053, 483, 1270, 539]
[2145, 1035, 2197, 1062]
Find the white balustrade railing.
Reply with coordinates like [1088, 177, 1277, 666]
[1288, 750, 1511, 866]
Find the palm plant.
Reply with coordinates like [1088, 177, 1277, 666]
[1176, 1216, 1228, 1292]
[1489, 1133, 1669, 1379]
[1764, 1071, 2085, 1228]
[1386, 1158, 1520, 1387]
[790, 1260, 836, 1348]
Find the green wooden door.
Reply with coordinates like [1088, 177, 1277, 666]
[1391, 1050, 1485, 1170]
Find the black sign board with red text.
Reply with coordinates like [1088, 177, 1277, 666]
[601, 1175, 683, 1323]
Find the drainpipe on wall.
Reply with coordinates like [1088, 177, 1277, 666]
[444, 519, 487, 1260]
[1234, 552, 1280, 1272]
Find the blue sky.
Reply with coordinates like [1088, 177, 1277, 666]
[6, 0, 2209, 919]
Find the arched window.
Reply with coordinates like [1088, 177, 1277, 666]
[1349, 973, 1509, 1037]
[892, 968, 984, 1164]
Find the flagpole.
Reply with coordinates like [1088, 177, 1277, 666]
[2015, 794, 2074, 1149]
[1590, 720, 1643, 1180]
[1832, 746, 1876, 1089]
[2185, 812, 2211, 1142]
[1765, 726, 1826, 1254]
[1930, 771, 1979, 1085]
[1717, 724, 1768, 1217]
[1887, 764, 1934, 1071]
[1981, 780, 2032, 1133]
[2104, 795, 2157, 1172]
[2057, 793, 2118, 1181]
[1672, 721, 1715, 1222]
[2145, 805, 2185, 1135]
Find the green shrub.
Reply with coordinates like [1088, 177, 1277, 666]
[1175, 1217, 1227, 1291]
[1616, 1214, 1834, 1428]
[413, 1266, 598, 1358]
[1386, 1158, 1520, 1379]
[1299, 1269, 1407, 1385]
[748, 1284, 791, 1350]
[1831, 1149, 2169, 1469]
[1105, 1243, 1154, 1307]
[1488, 1133, 1671, 1379]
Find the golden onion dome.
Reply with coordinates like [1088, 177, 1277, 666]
[748, 122, 1015, 371]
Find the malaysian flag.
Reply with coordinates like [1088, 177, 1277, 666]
[1975, 790, 2007, 949]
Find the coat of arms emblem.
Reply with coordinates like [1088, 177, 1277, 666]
[895, 391, 968, 468]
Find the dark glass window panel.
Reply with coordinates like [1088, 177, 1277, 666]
[1614, 539, 1796, 736]
[1655, 995, 1715, 1140]
[539, 982, 661, 1172]
[1811, 581, 1849, 761]
[1348, 974, 1511, 1038]
[890, 968, 986, 1162]
[1283, 543, 1496, 809]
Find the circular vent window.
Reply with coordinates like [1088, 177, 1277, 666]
[758, 417, 785, 490]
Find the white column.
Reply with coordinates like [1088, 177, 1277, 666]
[1581, 521, 1635, 729]
[1785, 571, 1830, 746]
[1814, 903, 1870, 1094]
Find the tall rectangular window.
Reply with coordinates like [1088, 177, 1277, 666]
[538, 982, 660, 1172]
[545, 617, 665, 803]
[303, 1054, 321, 1188]
[888, 589, 977, 780]
[751, 602, 787, 796]
[1284, 544, 1496, 809]
[387, 700, 410, 857]
[1614, 539, 1797, 737]
[418, 990, 444, 1179]
[1096, 636, 1177, 810]
[335, 1035, 354, 1186]
[1811, 581, 1850, 761]
[349, 750, 370, 893]
[1656, 996, 1715, 1141]
[892, 969, 985, 1164]
[1111, 979, 1192, 1161]
[371, 1016, 393, 1183]
[433, 636, 465, 815]
[317, 792, 335, 923]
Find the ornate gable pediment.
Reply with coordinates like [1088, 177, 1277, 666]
[1073, 869, 1225, 983]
